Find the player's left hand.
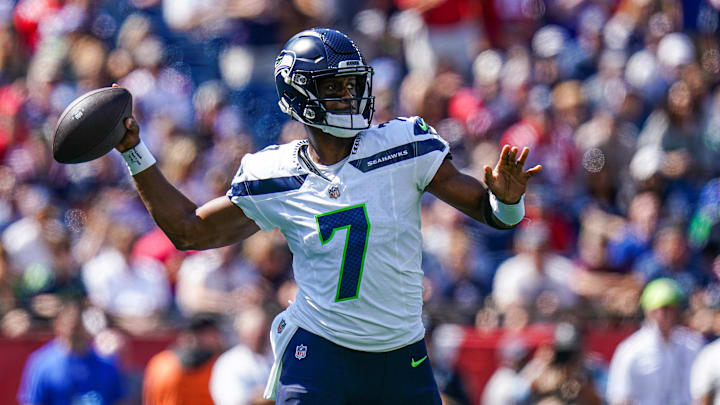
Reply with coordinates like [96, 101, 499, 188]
[484, 145, 542, 204]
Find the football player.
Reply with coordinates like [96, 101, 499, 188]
[114, 28, 541, 404]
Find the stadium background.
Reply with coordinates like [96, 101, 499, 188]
[1, 0, 720, 403]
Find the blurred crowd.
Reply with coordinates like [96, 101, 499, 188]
[2, 0, 720, 403]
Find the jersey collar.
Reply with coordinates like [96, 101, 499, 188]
[292, 140, 310, 173]
[293, 130, 365, 177]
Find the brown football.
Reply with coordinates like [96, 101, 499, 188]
[52, 86, 133, 164]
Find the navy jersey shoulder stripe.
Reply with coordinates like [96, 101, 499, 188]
[349, 139, 446, 173]
[230, 174, 308, 196]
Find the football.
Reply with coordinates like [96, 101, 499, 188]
[52, 86, 133, 164]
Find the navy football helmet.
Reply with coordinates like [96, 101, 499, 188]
[275, 28, 374, 138]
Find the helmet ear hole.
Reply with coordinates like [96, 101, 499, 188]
[303, 108, 316, 120]
[293, 74, 308, 86]
[302, 104, 324, 122]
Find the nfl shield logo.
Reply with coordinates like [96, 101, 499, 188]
[295, 344, 307, 360]
[277, 319, 286, 334]
[328, 185, 340, 199]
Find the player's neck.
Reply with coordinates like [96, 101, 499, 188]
[305, 127, 355, 165]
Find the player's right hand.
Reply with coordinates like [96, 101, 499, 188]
[111, 83, 140, 153]
[114, 117, 140, 153]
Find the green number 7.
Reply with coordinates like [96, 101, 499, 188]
[315, 204, 370, 301]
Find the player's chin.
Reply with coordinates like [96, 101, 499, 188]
[327, 103, 357, 114]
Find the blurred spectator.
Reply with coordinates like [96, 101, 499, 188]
[537, 80, 583, 188]
[481, 335, 532, 405]
[143, 314, 224, 405]
[607, 278, 703, 405]
[571, 213, 642, 320]
[522, 188, 575, 253]
[633, 222, 707, 298]
[12, 0, 61, 50]
[2, 184, 55, 275]
[523, 323, 604, 405]
[531, 25, 567, 85]
[427, 323, 470, 405]
[132, 227, 186, 288]
[688, 284, 720, 342]
[0, 242, 15, 318]
[691, 337, 720, 405]
[689, 176, 720, 262]
[436, 229, 488, 324]
[500, 84, 581, 204]
[81, 223, 170, 335]
[637, 79, 707, 180]
[413, 0, 485, 79]
[241, 231, 293, 312]
[574, 112, 635, 211]
[17, 297, 126, 404]
[210, 306, 273, 405]
[492, 221, 578, 319]
[484, 0, 542, 48]
[607, 191, 661, 272]
[699, 88, 720, 173]
[583, 50, 628, 114]
[176, 244, 260, 317]
[23, 229, 85, 322]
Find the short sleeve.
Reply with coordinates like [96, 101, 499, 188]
[606, 342, 633, 404]
[103, 359, 126, 403]
[409, 117, 450, 190]
[491, 257, 528, 310]
[691, 343, 718, 400]
[226, 156, 276, 232]
[17, 352, 46, 404]
[210, 351, 250, 405]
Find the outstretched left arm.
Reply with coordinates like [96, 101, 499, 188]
[425, 145, 542, 228]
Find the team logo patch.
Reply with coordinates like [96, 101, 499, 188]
[413, 117, 437, 135]
[295, 344, 307, 360]
[328, 185, 340, 199]
[414, 117, 428, 135]
[277, 319, 286, 334]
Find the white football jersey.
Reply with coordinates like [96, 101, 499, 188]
[227, 117, 449, 352]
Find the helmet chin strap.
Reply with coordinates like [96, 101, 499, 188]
[308, 123, 358, 138]
[308, 112, 368, 138]
[281, 99, 368, 138]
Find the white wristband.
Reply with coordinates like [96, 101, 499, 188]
[122, 140, 156, 175]
[489, 191, 525, 226]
